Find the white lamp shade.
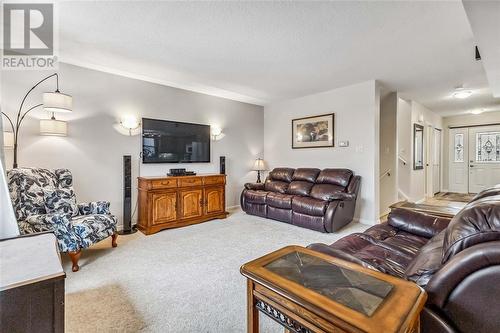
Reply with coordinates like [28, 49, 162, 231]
[252, 158, 267, 171]
[3, 132, 14, 148]
[43, 92, 72, 113]
[40, 119, 68, 136]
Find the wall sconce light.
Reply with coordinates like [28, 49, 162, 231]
[40, 113, 68, 136]
[120, 116, 141, 136]
[3, 132, 14, 149]
[211, 126, 224, 141]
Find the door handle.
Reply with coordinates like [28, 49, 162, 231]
[470, 165, 474, 168]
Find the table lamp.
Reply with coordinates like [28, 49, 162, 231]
[252, 158, 267, 183]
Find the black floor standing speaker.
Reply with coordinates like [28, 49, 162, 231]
[220, 156, 226, 174]
[118, 155, 137, 235]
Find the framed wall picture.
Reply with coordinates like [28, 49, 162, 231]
[292, 113, 334, 149]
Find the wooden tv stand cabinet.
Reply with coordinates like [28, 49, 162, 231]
[137, 174, 228, 235]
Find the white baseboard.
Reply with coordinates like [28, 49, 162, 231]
[353, 217, 376, 226]
[226, 205, 241, 213]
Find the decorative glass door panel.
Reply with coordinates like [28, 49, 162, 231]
[475, 132, 500, 163]
[469, 126, 500, 193]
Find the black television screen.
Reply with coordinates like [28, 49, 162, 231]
[142, 118, 211, 163]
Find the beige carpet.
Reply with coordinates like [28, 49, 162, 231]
[63, 210, 368, 332]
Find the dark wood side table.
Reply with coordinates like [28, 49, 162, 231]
[1, 232, 66, 333]
[241, 246, 427, 333]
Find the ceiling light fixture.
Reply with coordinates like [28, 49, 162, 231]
[452, 87, 473, 99]
[470, 109, 484, 115]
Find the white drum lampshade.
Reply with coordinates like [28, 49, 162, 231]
[40, 118, 68, 136]
[43, 92, 73, 113]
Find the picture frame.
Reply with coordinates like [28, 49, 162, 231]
[292, 113, 335, 149]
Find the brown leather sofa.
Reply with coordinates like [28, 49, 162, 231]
[240, 168, 360, 232]
[308, 186, 500, 333]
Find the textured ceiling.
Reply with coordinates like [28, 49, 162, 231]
[57, 1, 500, 115]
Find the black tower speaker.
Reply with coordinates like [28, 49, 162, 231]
[220, 156, 226, 174]
[118, 155, 137, 235]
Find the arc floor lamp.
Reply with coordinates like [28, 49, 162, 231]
[1, 73, 72, 168]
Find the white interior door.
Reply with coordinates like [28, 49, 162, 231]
[425, 124, 433, 197]
[449, 128, 468, 193]
[433, 129, 441, 194]
[468, 125, 500, 193]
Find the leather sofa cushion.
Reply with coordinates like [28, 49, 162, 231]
[244, 190, 268, 204]
[310, 184, 345, 201]
[244, 183, 265, 191]
[292, 168, 320, 182]
[266, 192, 293, 209]
[292, 196, 328, 216]
[264, 180, 289, 194]
[310, 222, 428, 278]
[405, 230, 445, 287]
[388, 208, 451, 239]
[316, 169, 352, 187]
[443, 195, 500, 263]
[287, 181, 314, 196]
[268, 168, 295, 183]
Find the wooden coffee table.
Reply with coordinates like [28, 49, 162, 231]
[241, 246, 427, 333]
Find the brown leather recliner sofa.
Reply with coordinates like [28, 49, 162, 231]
[240, 168, 361, 232]
[308, 185, 500, 333]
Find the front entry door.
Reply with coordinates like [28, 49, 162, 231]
[449, 128, 468, 193]
[468, 125, 500, 193]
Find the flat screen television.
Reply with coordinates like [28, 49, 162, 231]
[142, 118, 211, 163]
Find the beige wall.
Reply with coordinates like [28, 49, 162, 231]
[397, 99, 442, 202]
[264, 80, 380, 225]
[1, 64, 264, 227]
[379, 92, 397, 216]
[442, 111, 500, 190]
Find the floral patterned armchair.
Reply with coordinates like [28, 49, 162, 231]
[7, 168, 118, 271]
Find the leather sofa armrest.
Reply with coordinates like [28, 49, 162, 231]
[388, 208, 451, 238]
[426, 241, 500, 308]
[244, 183, 265, 191]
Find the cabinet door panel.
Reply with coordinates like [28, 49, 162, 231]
[151, 192, 177, 224]
[204, 186, 224, 215]
[179, 189, 203, 219]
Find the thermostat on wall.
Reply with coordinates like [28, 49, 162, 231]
[338, 140, 349, 147]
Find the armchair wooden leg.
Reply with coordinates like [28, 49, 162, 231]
[111, 233, 118, 248]
[68, 250, 81, 272]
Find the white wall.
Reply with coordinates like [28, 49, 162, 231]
[442, 111, 500, 190]
[264, 80, 380, 225]
[379, 92, 397, 216]
[1, 64, 264, 227]
[397, 99, 442, 202]
[397, 97, 412, 200]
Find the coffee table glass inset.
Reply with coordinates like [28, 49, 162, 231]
[264, 251, 393, 316]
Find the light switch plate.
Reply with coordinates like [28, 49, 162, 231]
[338, 140, 349, 147]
